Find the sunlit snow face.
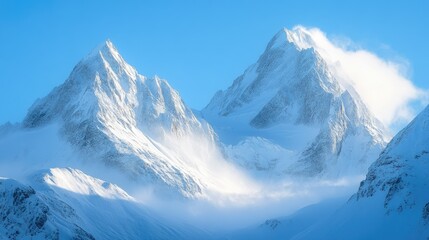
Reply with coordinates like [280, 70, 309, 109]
[285, 26, 427, 129]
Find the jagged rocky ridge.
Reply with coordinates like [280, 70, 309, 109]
[203, 27, 388, 177]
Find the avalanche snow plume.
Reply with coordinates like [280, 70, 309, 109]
[283, 26, 426, 127]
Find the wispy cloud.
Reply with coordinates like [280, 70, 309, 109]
[131, 176, 361, 231]
[288, 26, 428, 130]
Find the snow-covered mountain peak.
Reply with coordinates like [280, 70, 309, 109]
[18, 40, 225, 197]
[23, 40, 134, 127]
[204, 27, 348, 122]
[203, 27, 388, 177]
[23, 40, 200, 134]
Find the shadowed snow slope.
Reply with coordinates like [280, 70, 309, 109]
[202, 27, 388, 178]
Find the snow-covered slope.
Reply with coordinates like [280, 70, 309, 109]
[0, 40, 252, 198]
[288, 104, 429, 239]
[203, 27, 388, 178]
[0, 168, 212, 240]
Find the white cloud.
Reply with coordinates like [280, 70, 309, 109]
[287, 26, 427, 129]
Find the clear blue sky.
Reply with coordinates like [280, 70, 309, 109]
[0, 0, 428, 124]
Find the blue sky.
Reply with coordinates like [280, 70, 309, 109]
[0, 0, 428, 124]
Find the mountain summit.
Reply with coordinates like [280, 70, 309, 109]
[203, 27, 388, 177]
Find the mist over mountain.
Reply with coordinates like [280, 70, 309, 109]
[0, 26, 427, 239]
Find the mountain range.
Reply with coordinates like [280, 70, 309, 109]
[0, 26, 427, 239]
